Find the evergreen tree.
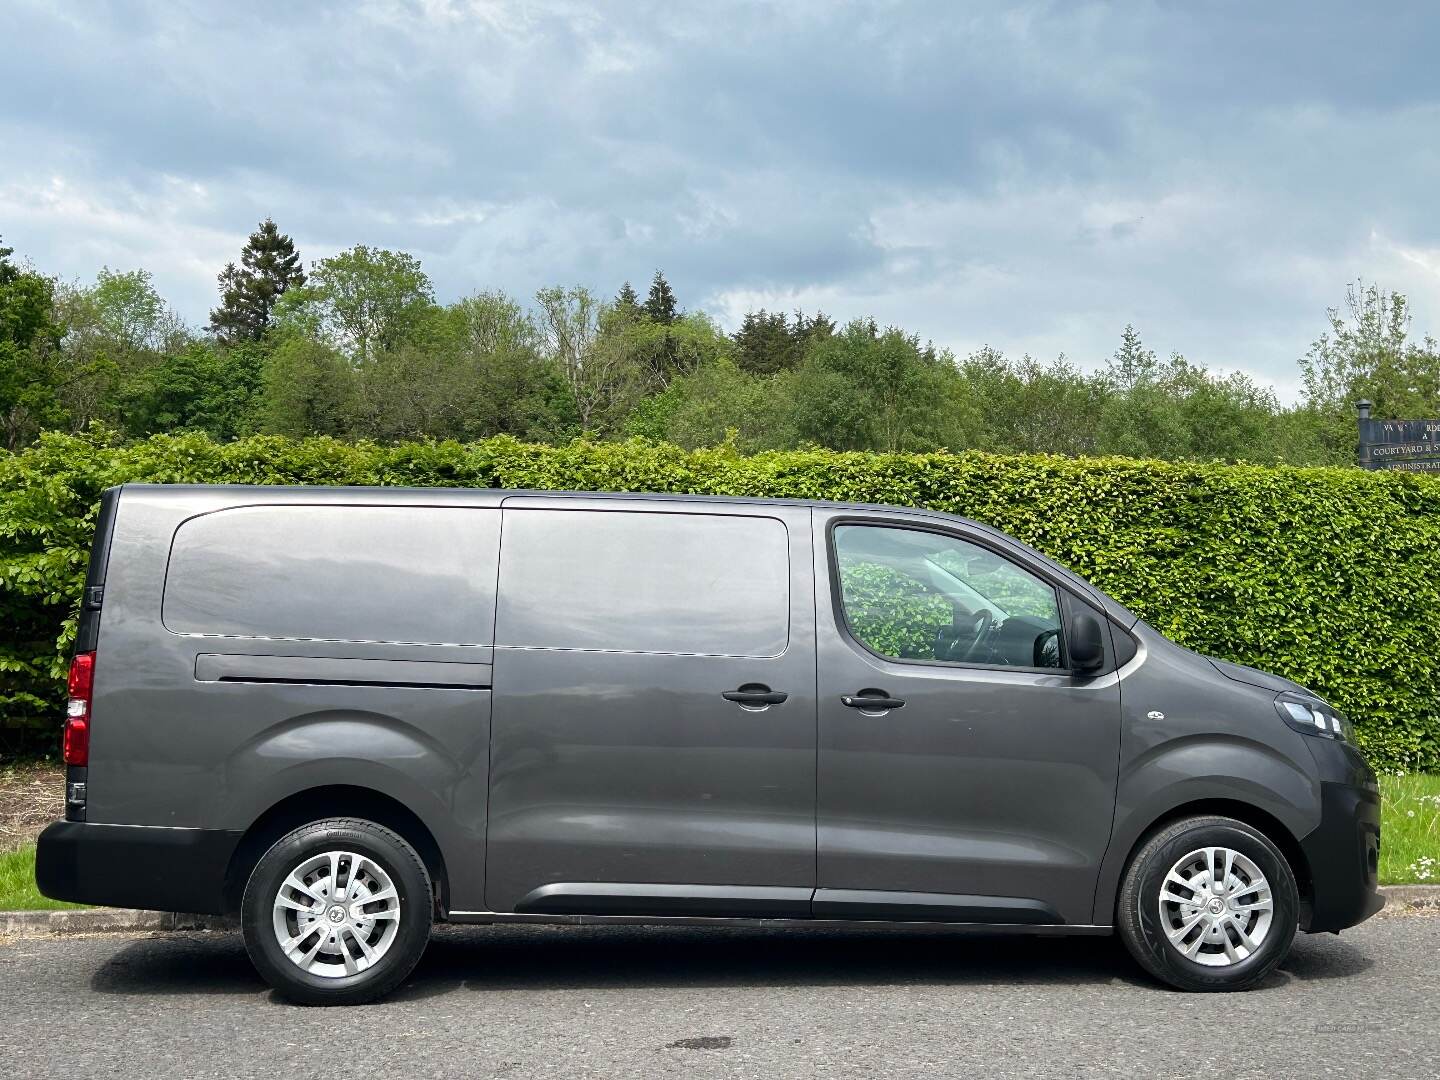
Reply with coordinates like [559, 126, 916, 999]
[733, 310, 799, 374]
[209, 218, 305, 343]
[793, 309, 835, 343]
[614, 281, 641, 321]
[642, 270, 678, 325]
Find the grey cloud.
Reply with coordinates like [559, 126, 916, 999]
[3, 0, 1439, 397]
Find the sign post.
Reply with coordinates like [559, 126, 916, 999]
[1356, 401, 1440, 473]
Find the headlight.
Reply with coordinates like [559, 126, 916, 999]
[1275, 691, 1353, 741]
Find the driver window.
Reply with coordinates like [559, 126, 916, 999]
[833, 524, 1065, 670]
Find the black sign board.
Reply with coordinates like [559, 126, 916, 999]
[1357, 402, 1440, 471]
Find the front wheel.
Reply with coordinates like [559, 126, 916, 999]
[1117, 815, 1298, 992]
[241, 818, 433, 1005]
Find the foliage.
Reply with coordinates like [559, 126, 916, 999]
[788, 320, 978, 452]
[732, 309, 833, 375]
[626, 359, 794, 451]
[209, 218, 306, 343]
[50, 267, 194, 436]
[0, 241, 65, 451]
[2, 430, 1440, 772]
[1378, 772, 1440, 884]
[276, 246, 435, 363]
[120, 341, 263, 439]
[642, 270, 678, 325]
[1301, 282, 1440, 462]
[7, 233, 1435, 468]
[838, 561, 952, 660]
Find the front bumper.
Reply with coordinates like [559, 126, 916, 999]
[35, 821, 240, 915]
[1299, 780, 1383, 933]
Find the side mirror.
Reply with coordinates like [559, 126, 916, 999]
[1068, 612, 1105, 674]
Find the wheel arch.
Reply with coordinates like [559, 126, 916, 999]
[1101, 798, 1313, 926]
[223, 785, 450, 917]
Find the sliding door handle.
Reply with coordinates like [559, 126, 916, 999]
[723, 684, 789, 707]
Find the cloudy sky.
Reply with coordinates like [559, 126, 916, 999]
[4, 1, 1439, 400]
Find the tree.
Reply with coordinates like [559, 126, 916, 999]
[534, 284, 634, 433]
[209, 218, 305, 343]
[614, 282, 641, 320]
[789, 320, 978, 452]
[122, 341, 263, 439]
[1105, 324, 1160, 390]
[50, 268, 191, 433]
[733, 310, 800, 375]
[445, 291, 576, 441]
[276, 246, 436, 363]
[956, 348, 1101, 457]
[627, 360, 794, 451]
[258, 335, 355, 436]
[0, 239, 65, 448]
[63, 268, 188, 359]
[642, 270, 678, 325]
[1300, 283, 1440, 461]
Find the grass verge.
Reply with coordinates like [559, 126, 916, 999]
[0, 845, 83, 911]
[1379, 772, 1440, 884]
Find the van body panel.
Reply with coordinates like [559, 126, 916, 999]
[811, 508, 1122, 925]
[83, 485, 500, 909]
[1089, 627, 1323, 923]
[38, 484, 1379, 950]
[484, 497, 818, 914]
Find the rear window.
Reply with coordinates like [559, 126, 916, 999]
[497, 509, 790, 657]
[163, 505, 498, 645]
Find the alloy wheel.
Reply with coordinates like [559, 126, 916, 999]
[1157, 846, 1274, 967]
[270, 850, 402, 978]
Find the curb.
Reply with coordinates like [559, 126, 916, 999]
[3, 886, 1438, 937]
[1376, 884, 1440, 912]
[1, 908, 236, 937]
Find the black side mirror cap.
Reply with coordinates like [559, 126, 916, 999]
[1069, 612, 1106, 673]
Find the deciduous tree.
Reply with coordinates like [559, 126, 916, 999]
[277, 246, 436, 363]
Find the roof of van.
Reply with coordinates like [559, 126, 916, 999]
[120, 482, 977, 517]
[115, 484, 1138, 626]
[117, 483, 1009, 533]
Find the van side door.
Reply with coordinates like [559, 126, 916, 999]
[812, 511, 1121, 926]
[483, 498, 817, 917]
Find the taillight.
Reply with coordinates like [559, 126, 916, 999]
[63, 651, 95, 766]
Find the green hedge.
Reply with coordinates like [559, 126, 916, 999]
[3, 428, 1439, 770]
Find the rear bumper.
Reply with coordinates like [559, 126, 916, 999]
[35, 821, 240, 915]
[1299, 780, 1383, 933]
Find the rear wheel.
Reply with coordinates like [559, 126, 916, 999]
[1117, 815, 1298, 992]
[241, 818, 433, 1005]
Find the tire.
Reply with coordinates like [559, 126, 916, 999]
[1117, 815, 1298, 992]
[241, 818, 433, 1005]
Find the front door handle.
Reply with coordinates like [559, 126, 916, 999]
[722, 684, 789, 707]
[841, 690, 906, 711]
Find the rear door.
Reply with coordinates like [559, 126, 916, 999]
[484, 497, 817, 917]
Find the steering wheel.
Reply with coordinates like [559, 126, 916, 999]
[956, 609, 993, 662]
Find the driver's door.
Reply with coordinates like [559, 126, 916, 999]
[812, 512, 1121, 926]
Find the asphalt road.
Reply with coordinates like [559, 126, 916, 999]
[1, 913, 1435, 1079]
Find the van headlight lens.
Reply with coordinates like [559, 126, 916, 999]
[1275, 692, 1352, 741]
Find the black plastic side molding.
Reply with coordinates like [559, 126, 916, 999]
[515, 882, 814, 919]
[811, 889, 1062, 924]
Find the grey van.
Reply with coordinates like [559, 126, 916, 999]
[37, 485, 1381, 1004]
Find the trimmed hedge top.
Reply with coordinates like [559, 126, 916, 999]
[2, 429, 1438, 769]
